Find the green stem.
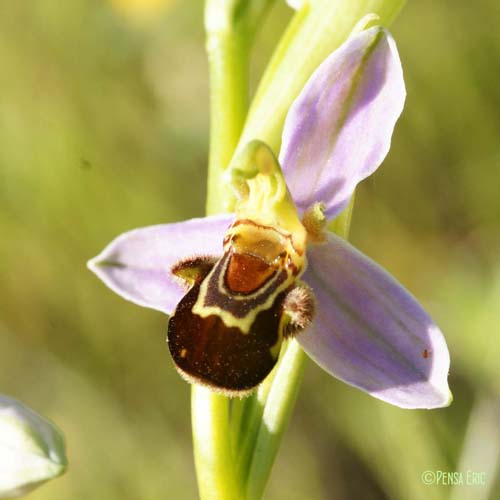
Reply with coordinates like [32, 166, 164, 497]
[205, 28, 249, 214]
[204, 0, 276, 214]
[192, 387, 243, 500]
[193, 4, 250, 498]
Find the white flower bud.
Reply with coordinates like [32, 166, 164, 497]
[0, 395, 67, 499]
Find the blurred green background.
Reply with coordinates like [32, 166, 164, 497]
[1, 1, 499, 499]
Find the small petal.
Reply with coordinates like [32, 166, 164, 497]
[280, 27, 406, 220]
[88, 215, 232, 314]
[299, 234, 451, 409]
[0, 395, 67, 498]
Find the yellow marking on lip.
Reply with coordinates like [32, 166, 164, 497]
[193, 219, 307, 334]
[269, 316, 286, 359]
[192, 258, 294, 334]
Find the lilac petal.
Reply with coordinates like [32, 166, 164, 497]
[279, 27, 406, 220]
[299, 234, 451, 409]
[87, 214, 232, 314]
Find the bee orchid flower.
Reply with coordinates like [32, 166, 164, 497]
[88, 27, 451, 410]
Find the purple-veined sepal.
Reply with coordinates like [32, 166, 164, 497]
[87, 215, 232, 314]
[279, 26, 406, 221]
[299, 233, 451, 409]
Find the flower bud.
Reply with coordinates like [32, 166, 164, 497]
[0, 395, 67, 499]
